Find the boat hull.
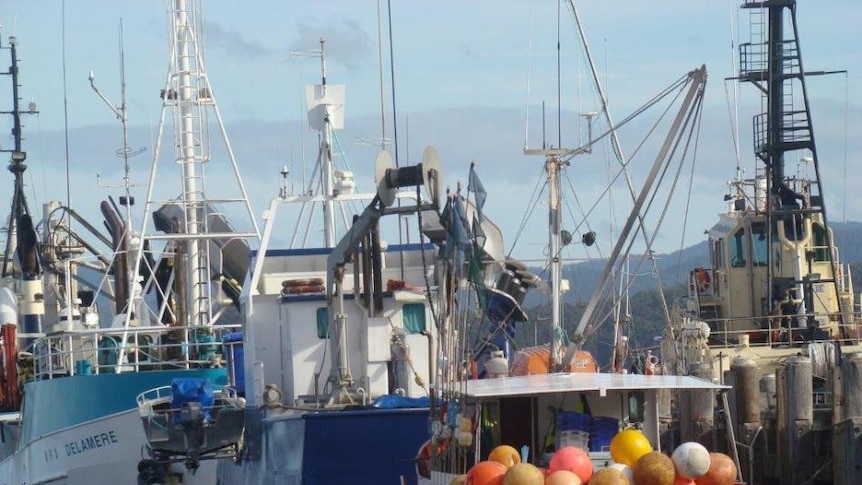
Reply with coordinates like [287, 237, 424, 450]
[218, 406, 428, 484]
[0, 369, 228, 484]
[0, 408, 216, 484]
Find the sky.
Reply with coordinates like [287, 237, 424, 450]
[1, 0, 860, 268]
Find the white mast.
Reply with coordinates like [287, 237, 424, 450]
[294, 38, 346, 248]
[123, 0, 259, 344]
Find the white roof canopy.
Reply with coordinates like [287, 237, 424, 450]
[458, 373, 729, 399]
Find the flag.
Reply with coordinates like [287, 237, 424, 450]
[468, 162, 486, 223]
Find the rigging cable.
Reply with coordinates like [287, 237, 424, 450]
[556, 0, 562, 148]
[506, 167, 549, 259]
[842, 71, 848, 222]
[727, 0, 742, 174]
[61, 0, 73, 240]
[523, 0, 535, 149]
[376, 0, 387, 152]
[386, 0, 399, 165]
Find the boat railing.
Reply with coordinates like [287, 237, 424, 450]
[698, 312, 862, 350]
[28, 324, 240, 380]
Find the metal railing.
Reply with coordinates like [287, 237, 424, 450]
[29, 324, 240, 379]
[692, 313, 862, 350]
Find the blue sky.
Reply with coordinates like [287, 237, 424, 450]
[1, 1, 860, 265]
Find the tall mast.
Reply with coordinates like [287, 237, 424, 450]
[523, 146, 576, 372]
[738, 0, 846, 325]
[131, 0, 259, 332]
[89, 20, 146, 316]
[0, 34, 39, 279]
[293, 38, 346, 248]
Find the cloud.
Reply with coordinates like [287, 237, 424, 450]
[204, 21, 273, 60]
[290, 20, 373, 71]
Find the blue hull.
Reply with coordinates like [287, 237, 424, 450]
[223, 406, 429, 484]
[302, 408, 427, 484]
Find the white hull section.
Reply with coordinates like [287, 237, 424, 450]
[0, 409, 216, 485]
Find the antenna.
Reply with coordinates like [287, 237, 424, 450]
[89, 19, 147, 228]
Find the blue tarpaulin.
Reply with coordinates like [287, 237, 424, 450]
[170, 378, 214, 421]
[370, 395, 430, 409]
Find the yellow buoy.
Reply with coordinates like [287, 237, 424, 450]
[609, 429, 653, 467]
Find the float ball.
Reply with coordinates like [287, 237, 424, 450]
[610, 429, 653, 467]
[466, 460, 507, 485]
[694, 453, 736, 485]
[608, 463, 635, 484]
[671, 442, 711, 479]
[589, 468, 630, 485]
[633, 451, 676, 485]
[502, 463, 545, 485]
[549, 446, 593, 483]
[450, 475, 467, 485]
[673, 476, 695, 485]
[489, 445, 522, 467]
[546, 469, 582, 485]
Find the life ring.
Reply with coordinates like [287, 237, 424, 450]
[695, 268, 711, 293]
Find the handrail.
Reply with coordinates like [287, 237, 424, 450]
[30, 324, 240, 380]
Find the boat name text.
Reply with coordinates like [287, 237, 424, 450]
[64, 430, 118, 456]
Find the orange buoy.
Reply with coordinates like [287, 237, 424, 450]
[488, 445, 521, 468]
[693, 453, 736, 485]
[466, 461, 507, 485]
[546, 469, 582, 485]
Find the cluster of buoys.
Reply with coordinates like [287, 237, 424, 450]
[454, 430, 737, 485]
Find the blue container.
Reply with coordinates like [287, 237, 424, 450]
[75, 359, 92, 375]
[222, 332, 245, 395]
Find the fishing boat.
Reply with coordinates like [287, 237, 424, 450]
[0, 0, 256, 483]
[667, 1, 862, 484]
[212, 30, 485, 482]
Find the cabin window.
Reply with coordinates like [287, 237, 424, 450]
[812, 223, 829, 262]
[316, 307, 329, 339]
[712, 239, 724, 269]
[731, 228, 747, 268]
[751, 222, 768, 266]
[403, 303, 426, 334]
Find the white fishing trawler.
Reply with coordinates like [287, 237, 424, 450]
[0, 1, 255, 483]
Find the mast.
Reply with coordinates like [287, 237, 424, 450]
[523, 146, 578, 372]
[737, 0, 847, 328]
[89, 19, 146, 316]
[293, 39, 345, 248]
[0, 34, 39, 279]
[0, 34, 44, 348]
[127, 0, 259, 338]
